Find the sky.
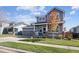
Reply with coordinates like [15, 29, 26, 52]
[0, 6, 79, 31]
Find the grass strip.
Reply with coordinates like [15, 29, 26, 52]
[0, 42, 79, 53]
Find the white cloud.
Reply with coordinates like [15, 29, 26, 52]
[17, 6, 46, 11]
[16, 6, 46, 16]
[70, 10, 76, 15]
[33, 10, 46, 16]
[70, 6, 79, 15]
[72, 6, 79, 10]
[16, 6, 35, 11]
[33, 12, 41, 16]
[33, 7, 46, 16]
[38, 6, 46, 11]
[15, 15, 36, 24]
[15, 6, 47, 24]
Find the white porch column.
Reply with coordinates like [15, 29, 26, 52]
[33, 24, 35, 31]
[46, 24, 48, 32]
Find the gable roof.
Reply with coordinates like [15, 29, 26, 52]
[46, 7, 65, 16]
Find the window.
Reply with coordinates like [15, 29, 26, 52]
[43, 28, 46, 33]
[14, 28, 18, 32]
[43, 28, 46, 31]
[39, 29, 42, 32]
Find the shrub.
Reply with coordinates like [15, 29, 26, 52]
[55, 35, 63, 39]
[64, 32, 72, 40]
[21, 38, 45, 42]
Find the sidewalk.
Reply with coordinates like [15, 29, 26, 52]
[11, 41, 79, 51]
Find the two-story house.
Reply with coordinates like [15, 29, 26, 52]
[23, 8, 65, 38]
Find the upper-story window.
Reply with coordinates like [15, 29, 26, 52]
[37, 16, 46, 22]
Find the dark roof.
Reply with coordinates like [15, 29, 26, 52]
[46, 7, 65, 16]
[34, 22, 48, 25]
[70, 25, 79, 30]
[35, 7, 65, 18]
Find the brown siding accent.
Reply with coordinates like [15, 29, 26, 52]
[48, 11, 60, 32]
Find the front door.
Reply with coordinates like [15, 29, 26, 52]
[38, 26, 43, 36]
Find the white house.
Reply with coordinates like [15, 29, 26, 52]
[0, 21, 9, 34]
[14, 22, 27, 34]
[22, 25, 35, 37]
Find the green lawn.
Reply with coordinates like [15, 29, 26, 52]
[21, 38, 79, 47]
[0, 42, 79, 53]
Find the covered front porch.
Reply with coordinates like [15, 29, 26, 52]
[33, 22, 63, 38]
[33, 23, 48, 37]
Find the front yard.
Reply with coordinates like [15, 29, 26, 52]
[0, 42, 79, 53]
[21, 38, 79, 47]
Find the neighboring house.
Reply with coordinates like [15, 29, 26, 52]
[70, 26, 79, 38]
[14, 22, 27, 35]
[70, 26, 79, 33]
[0, 21, 27, 35]
[22, 25, 35, 38]
[0, 21, 9, 34]
[22, 8, 65, 38]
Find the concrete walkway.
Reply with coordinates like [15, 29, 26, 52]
[10, 41, 79, 51]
